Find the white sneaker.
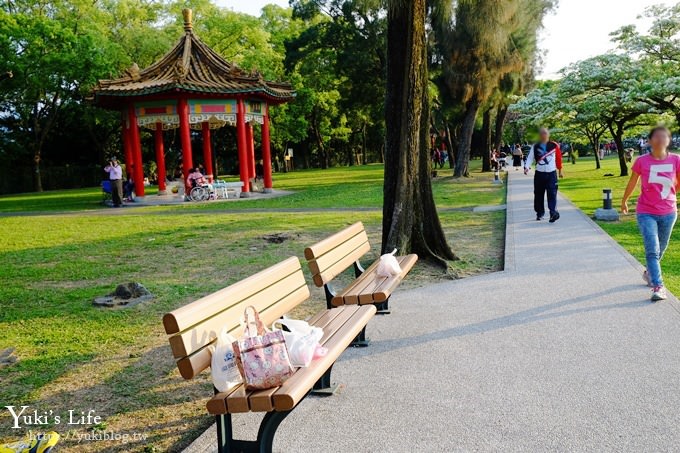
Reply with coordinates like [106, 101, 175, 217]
[643, 270, 653, 287]
[651, 286, 667, 302]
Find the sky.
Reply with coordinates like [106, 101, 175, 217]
[215, 0, 673, 79]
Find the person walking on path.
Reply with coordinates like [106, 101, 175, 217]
[104, 157, 123, 208]
[524, 127, 564, 222]
[512, 144, 523, 170]
[621, 126, 680, 302]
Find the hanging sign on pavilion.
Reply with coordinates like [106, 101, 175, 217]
[189, 100, 237, 129]
[135, 102, 179, 130]
[245, 100, 265, 125]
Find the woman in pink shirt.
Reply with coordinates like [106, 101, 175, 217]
[621, 126, 680, 301]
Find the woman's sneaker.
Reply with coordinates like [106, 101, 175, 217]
[643, 270, 653, 287]
[651, 286, 668, 302]
[0, 432, 59, 453]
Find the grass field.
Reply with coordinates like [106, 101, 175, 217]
[0, 162, 506, 452]
[559, 156, 680, 296]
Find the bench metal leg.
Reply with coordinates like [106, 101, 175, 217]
[216, 409, 295, 453]
[375, 298, 391, 315]
[312, 364, 339, 395]
[351, 326, 371, 347]
[353, 261, 365, 278]
[323, 284, 336, 310]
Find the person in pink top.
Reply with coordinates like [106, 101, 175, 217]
[621, 126, 680, 302]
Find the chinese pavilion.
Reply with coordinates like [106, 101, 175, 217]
[92, 9, 295, 198]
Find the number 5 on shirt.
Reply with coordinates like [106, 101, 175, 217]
[649, 164, 675, 199]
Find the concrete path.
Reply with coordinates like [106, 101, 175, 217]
[185, 171, 680, 452]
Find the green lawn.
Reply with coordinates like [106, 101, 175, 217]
[0, 162, 506, 452]
[0, 164, 503, 213]
[559, 156, 680, 295]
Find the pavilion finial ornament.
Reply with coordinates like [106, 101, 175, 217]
[183, 8, 193, 32]
[125, 63, 141, 82]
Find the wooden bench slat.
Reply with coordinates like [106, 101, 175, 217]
[163, 257, 302, 335]
[249, 387, 278, 412]
[333, 260, 382, 306]
[359, 254, 418, 304]
[272, 305, 376, 411]
[226, 385, 252, 413]
[206, 386, 240, 415]
[307, 230, 369, 278]
[312, 240, 371, 288]
[306, 302, 349, 329]
[168, 275, 309, 358]
[177, 348, 212, 380]
[303, 222, 364, 261]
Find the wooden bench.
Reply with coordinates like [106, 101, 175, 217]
[162, 257, 375, 453]
[304, 222, 418, 344]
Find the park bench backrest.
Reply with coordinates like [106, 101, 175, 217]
[304, 222, 370, 287]
[162, 257, 310, 380]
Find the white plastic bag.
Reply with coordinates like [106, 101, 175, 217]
[272, 318, 324, 368]
[376, 249, 402, 278]
[210, 327, 242, 393]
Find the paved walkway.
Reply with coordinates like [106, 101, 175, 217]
[185, 171, 680, 452]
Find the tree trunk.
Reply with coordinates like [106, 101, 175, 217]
[481, 107, 492, 172]
[608, 122, 628, 177]
[454, 99, 480, 177]
[33, 150, 43, 192]
[590, 137, 601, 170]
[383, 0, 456, 267]
[493, 104, 508, 153]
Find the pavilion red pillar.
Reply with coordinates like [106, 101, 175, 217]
[201, 122, 214, 182]
[262, 105, 273, 192]
[122, 117, 133, 180]
[236, 99, 250, 196]
[246, 122, 256, 180]
[178, 98, 193, 192]
[127, 104, 145, 198]
[154, 123, 167, 194]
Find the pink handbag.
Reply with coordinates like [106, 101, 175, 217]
[232, 306, 294, 390]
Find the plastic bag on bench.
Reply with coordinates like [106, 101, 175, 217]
[210, 327, 242, 393]
[232, 306, 294, 390]
[377, 249, 402, 278]
[272, 318, 326, 368]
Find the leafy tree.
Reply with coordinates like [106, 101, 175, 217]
[612, 3, 680, 131]
[561, 54, 653, 176]
[0, 0, 122, 191]
[435, 0, 553, 177]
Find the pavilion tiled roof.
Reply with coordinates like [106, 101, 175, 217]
[93, 9, 295, 105]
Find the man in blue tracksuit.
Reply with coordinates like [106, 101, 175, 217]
[524, 128, 564, 223]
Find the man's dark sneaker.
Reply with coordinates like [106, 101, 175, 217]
[536, 215, 544, 221]
[549, 212, 560, 223]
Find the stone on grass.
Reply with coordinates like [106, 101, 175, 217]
[594, 208, 620, 222]
[0, 347, 17, 368]
[94, 282, 153, 308]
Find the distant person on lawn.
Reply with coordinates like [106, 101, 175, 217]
[621, 126, 679, 302]
[524, 127, 564, 222]
[104, 157, 123, 207]
[186, 167, 207, 188]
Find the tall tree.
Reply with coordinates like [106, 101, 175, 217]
[383, 0, 455, 266]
